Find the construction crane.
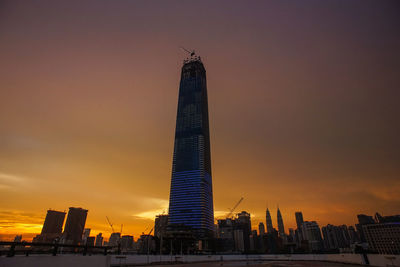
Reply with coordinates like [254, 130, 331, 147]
[142, 226, 149, 235]
[148, 227, 154, 236]
[226, 197, 244, 219]
[106, 216, 115, 233]
[179, 46, 195, 57]
[141, 226, 153, 236]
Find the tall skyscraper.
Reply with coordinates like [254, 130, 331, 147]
[266, 208, 274, 233]
[295, 211, 305, 244]
[295, 211, 304, 229]
[62, 207, 88, 245]
[33, 209, 66, 243]
[277, 207, 285, 236]
[168, 53, 214, 238]
[41, 210, 66, 235]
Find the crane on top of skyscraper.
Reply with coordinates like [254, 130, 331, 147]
[226, 197, 244, 219]
[180, 46, 196, 57]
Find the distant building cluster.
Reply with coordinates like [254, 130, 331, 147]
[32, 208, 86, 245]
[10, 207, 399, 255]
[30, 208, 136, 253]
[148, 209, 399, 255]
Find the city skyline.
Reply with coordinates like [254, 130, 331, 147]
[1, 0, 400, 241]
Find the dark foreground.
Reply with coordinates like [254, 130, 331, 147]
[144, 261, 362, 267]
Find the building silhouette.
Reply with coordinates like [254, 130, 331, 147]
[33, 209, 66, 243]
[294, 211, 304, 246]
[121, 235, 134, 251]
[266, 208, 274, 233]
[216, 211, 255, 253]
[347, 226, 360, 244]
[95, 233, 103, 246]
[108, 232, 121, 247]
[301, 221, 323, 252]
[233, 229, 245, 252]
[154, 214, 169, 239]
[86, 236, 95, 246]
[356, 214, 375, 243]
[277, 207, 285, 236]
[236, 211, 252, 252]
[41, 210, 66, 235]
[13, 235, 22, 242]
[322, 224, 351, 251]
[82, 228, 91, 244]
[362, 213, 400, 254]
[62, 207, 88, 245]
[295, 212, 304, 229]
[259, 222, 265, 236]
[168, 54, 214, 238]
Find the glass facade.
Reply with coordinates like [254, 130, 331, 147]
[168, 58, 214, 238]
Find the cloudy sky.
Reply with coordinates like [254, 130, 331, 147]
[0, 0, 399, 241]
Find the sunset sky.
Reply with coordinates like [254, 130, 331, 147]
[0, 0, 399, 241]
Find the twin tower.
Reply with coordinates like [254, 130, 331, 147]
[168, 55, 214, 238]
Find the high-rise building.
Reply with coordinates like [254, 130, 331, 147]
[62, 207, 88, 245]
[217, 219, 234, 239]
[34, 209, 66, 243]
[82, 228, 91, 244]
[302, 221, 323, 252]
[168, 53, 214, 238]
[295, 211, 304, 245]
[277, 207, 285, 236]
[295, 212, 304, 229]
[95, 233, 103, 246]
[322, 224, 351, 250]
[356, 214, 375, 243]
[41, 210, 66, 235]
[347, 226, 360, 244]
[361, 213, 400, 254]
[86, 236, 95, 246]
[13, 235, 22, 242]
[121, 235, 134, 251]
[259, 222, 265, 236]
[154, 214, 169, 238]
[249, 229, 258, 251]
[233, 229, 245, 252]
[266, 208, 274, 233]
[363, 222, 400, 254]
[109, 232, 121, 247]
[236, 211, 252, 251]
[288, 228, 296, 242]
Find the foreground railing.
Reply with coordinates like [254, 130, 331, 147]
[0, 241, 114, 257]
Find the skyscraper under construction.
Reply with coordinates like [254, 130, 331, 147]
[168, 52, 214, 238]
